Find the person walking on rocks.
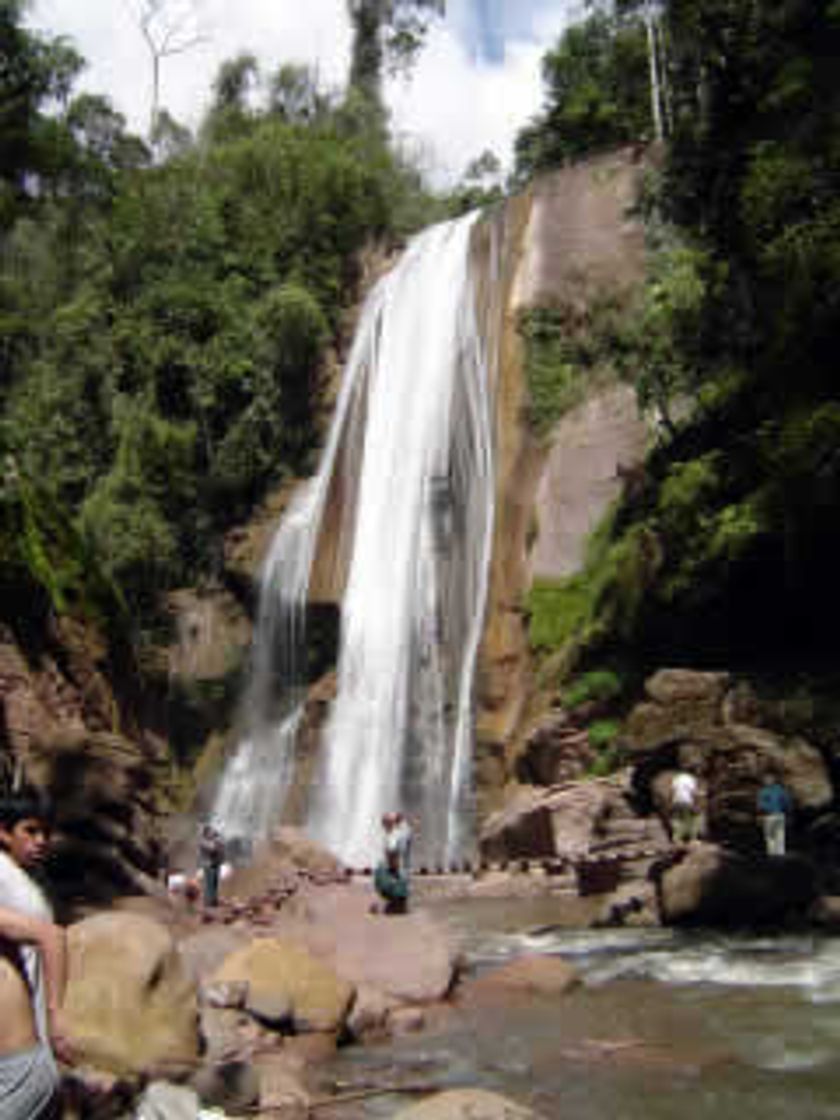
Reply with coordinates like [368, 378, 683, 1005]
[0, 792, 73, 1119]
[198, 824, 225, 910]
[670, 767, 701, 845]
[757, 772, 793, 856]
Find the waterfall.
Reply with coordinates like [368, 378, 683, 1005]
[213, 211, 499, 867]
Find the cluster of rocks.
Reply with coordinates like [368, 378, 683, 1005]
[481, 668, 840, 931]
[52, 827, 556, 1118]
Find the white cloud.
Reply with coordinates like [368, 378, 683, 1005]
[32, 0, 352, 134]
[388, 4, 566, 186]
[30, 0, 565, 184]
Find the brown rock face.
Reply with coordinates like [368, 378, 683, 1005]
[63, 912, 200, 1076]
[645, 669, 731, 707]
[515, 712, 594, 785]
[480, 777, 667, 863]
[530, 384, 648, 581]
[477, 149, 649, 803]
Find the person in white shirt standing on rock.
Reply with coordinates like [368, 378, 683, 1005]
[670, 767, 702, 845]
[0, 792, 73, 1119]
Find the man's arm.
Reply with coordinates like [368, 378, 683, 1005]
[0, 905, 72, 1060]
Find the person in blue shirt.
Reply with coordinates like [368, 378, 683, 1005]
[757, 772, 793, 856]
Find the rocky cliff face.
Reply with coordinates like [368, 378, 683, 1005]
[474, 147, 649, 813]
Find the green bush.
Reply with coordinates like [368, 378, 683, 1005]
[587, 717, 620, 749]
[565, 672, 623, 710]
[588, 744, 621, 778]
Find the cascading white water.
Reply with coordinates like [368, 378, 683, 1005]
[213, 211, 499, 867]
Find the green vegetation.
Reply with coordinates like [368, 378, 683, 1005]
[0, 3, 441, 630]
[518, 297, 629, 438]
[520, 0, 840, 682]
[564, 670, 623, 711]
[3, 0, 840, 776]
[515, 6, 651, 179]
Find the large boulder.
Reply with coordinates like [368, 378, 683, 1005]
[480, 776, 667, 863]
[645, 670, 731, 707]
[458, 955, 580, 1004]
[329, 910, 456, 1005]
[622, 670, 731, 754]
[63, 912, 199, 1076]
[276, 883, 459, 1005]
[395, 1088, 540, 1119]
[652, 843, 819, 927]
[212, 937, 355, 1033]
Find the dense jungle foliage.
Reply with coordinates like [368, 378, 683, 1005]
[520, 0, 840, 684]
[3, 0, 838, 706]
[0, 0, 446, 638]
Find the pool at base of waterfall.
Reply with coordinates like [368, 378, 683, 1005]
[315, 899, 840, 1118]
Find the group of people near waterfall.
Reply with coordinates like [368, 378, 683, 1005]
[669, 765, 793, 856]
[0, 764, 797, 1118]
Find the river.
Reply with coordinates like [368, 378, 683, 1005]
[318, 895, 840, 1118]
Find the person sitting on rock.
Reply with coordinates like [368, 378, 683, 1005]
[0, 792, 73, 1118]
[670, 767, 701, 845]
[374, 813, 409, 915]
[757, 772, 793, 857]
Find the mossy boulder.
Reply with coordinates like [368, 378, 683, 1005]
[212, 938, 354, 1034]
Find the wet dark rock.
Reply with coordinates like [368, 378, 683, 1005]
[651, 843, 819, 928]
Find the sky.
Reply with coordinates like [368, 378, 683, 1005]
[30, 0, 578, 186]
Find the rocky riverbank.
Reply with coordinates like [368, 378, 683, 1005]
[51, 827, 566, 1118]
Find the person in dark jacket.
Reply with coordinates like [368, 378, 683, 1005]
[198, 824, 225, 909]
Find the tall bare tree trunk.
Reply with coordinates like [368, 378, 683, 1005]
[645, 1, 664, 142]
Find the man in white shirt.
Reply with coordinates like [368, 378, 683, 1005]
[670, 768, 701, 844]
[0, 793, 73, 1119]
[389, 813, 413, 879]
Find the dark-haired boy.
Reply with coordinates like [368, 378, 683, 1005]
[0, 795, 72, 1118]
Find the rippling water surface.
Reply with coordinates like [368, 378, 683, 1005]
[321, 896, 840, 1118]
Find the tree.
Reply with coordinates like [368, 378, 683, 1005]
[150, 108, 193, 161]
[0, 0, 82, 221]
[346, 0, 445, 106]
[514, 8, 650, 179]
[127, 0, 207, 135]
[445, 149, 504, 216]
[268, 64, 329, 125]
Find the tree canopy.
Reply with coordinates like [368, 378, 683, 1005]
[0, 8, 440, 626]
